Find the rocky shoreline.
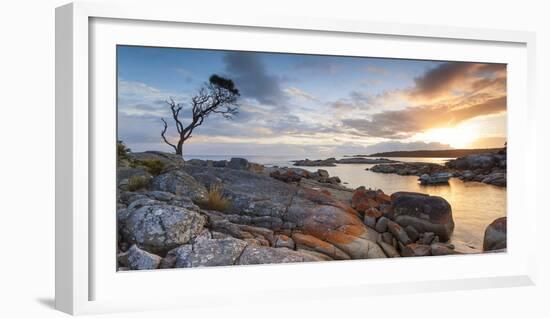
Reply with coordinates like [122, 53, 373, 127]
[116, 151, 506, 270]
[370, 149, 507, 187]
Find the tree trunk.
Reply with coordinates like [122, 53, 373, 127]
[176, 140, 184, 155]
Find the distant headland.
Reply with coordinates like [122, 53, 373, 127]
[354, 148, 503, 158]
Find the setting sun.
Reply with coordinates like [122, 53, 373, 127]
[417, 127, 477, 149]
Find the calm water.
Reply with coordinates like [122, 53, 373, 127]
[184, 155, 507, 252]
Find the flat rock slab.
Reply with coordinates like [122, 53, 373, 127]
[237, 245, 326, 265]
[184, 167, 386, 260]
[168, 237, 248, 268]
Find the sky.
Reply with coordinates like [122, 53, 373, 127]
[117, 45, 507, 157]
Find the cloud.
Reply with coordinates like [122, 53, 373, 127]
[364, 65, 388, 75]
[342, 95, 506, 139]
[118, 80, 188, 118]
[222, 52, 286, 105]
[284, 87, 317, 101]
[330, 90, 372, 112]
[175, 68, 196, 83]
[364, 141, 452, 154]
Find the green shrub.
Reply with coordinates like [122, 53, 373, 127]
[117, 140, 131, 161]
[128, 175, 149, 191]
[202, 184, 231, 212]
[136, 159, 166, 176]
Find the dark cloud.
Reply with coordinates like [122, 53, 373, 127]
[411, 62, 472, 99]
[342, 96, 506, 139]
[410, 62, 506, 100]
[330, 90, 372, 111]
[223, 52, 286, 105]
[294, 58, 342, 74]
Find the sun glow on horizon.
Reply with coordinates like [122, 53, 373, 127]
[415, 127, 477, 149]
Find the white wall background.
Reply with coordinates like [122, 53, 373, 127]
[0, 0, 547, 317]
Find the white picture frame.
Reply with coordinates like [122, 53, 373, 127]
[55, 1, 537, 315]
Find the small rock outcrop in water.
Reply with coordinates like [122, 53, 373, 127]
[116, 151, 504, 271]
[418, 172, 452, 185]
[446, 150, 507, 187]
[483, 217, 507, 252]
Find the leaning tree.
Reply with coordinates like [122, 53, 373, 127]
[161, 74, 240, 155]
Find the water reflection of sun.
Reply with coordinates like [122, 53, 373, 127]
[417, 127, 477, 149]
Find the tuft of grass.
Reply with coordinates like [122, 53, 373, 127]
[128, 175, 150, 191]
[136, 159, 166, 176]
[204, 184, 231, 212]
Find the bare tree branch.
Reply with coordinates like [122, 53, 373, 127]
[160, 74, 240, 155]
[160, 118, 178, 153]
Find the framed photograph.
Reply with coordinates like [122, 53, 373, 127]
[56, 1, 537, 315]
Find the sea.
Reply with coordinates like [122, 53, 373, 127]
[183, 154, 507, 253]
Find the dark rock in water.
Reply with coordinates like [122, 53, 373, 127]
[293, 158, 337, 167]
[390, 192, 454, 242]
[418, 172, 452, 185]
[482, 172, 506, 187]
[227, 157, 249, 170]
[446, 154, 497, 170]
[483, 217, 507, 251]
[121, 202, 207, 254]
[126, 245, 162, 270]
[371, 162, 449, 176]
[150, 170, 208, 203]
[446, 151, 507, 187]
